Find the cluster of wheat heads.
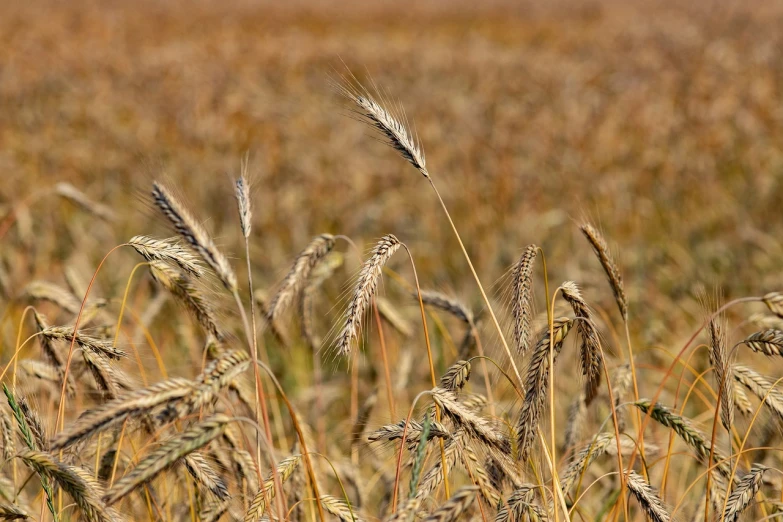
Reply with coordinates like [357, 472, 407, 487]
[1, 82, 783, 522]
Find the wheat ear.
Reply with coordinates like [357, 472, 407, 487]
[103, 415, 230, 506]
[579, 224, 627, 320]
[336, 235, 400, 356]
[152, 181, 237, 291]
[722, 464, 767, 522]
[423, 486, 478, 522]
[517, 318, 573, 462]
[625, 469, 671, 522]
[267, 234, 336, 322]
[511, 245, 538, 355]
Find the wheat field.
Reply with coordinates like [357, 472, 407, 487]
[2, 1, 783, 521]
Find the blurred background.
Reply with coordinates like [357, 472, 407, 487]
[2, 0, 783, 365]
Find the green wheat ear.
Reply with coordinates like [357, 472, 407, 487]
[3, 384, 59, 522]
[409, 411, 432, 499]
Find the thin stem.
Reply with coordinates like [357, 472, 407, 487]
[372, 298, 396, 420]
[403, 244, 450, 501]
[428, 179, 523, 387]
[233, 286, 285, 522]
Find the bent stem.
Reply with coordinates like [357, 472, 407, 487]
[255, 360, 327, 522]
[428, 178, 523, 387]
[232, 286, 285, 522]
[403, 243, 450, 501]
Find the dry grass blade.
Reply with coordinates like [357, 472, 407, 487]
[422, 486, 478, 522]
[49, 377, 193, 450]
[245, 455, 301, 522]
[722, 464, 766, 522]
[340, 82, 428, 178]
[625, 469, 671, 522]
[55, 182, 117, 222]
[104, 414, 230, 506]
[335, 234, 400, 356]
[517, 318, 573, 462]
[128, 235, 204, 277]
[560, 282, 603, 403]
[266, 234, 336, 321]
[579, 224, 627, 320]
[439, 360, 471, 392]
[732, 365, 783, 422]
[183, 452, 230, 500]
[152, 181, 237, 291]
[148, 260, 223, 340]
[19, 449, 119, 522]
[511, 244, 538, 356]
[708, 316, 733, 431]
[742, 329, 783, 357]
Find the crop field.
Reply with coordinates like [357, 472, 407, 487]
[1, 0, 783, 520]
